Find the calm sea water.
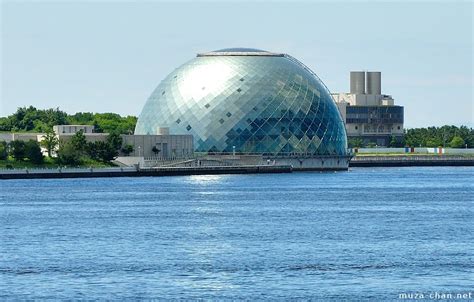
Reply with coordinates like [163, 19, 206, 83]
[1, 167, 473, 300]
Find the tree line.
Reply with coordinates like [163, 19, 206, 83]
[0, 130, 133, 167]
[348, 125, 474, 148]
[347, 125, 473, 148]
[0, 106, 137, 134]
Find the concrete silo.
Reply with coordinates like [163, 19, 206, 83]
[366, 71, 381, 95]
[350, 71, 365, 94]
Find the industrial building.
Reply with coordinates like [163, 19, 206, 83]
[134, 48, 350, 169]
[332, 71, 404, 147]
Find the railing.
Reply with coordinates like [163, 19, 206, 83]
[0, 167, 137, 174]
[351, 156, 472, 161]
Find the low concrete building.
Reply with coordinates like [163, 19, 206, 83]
[121, 134, 194, 158]
[52, 124, 108, 144]
[332, 71, 404, 147]
[0, 133, 43, 143]
[51, 124, 194, 159]
[53, 125, 94, 134]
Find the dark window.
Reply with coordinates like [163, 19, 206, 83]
[398, 126, 401, 130]
[176, 119, 181, 124]
[226, 112, 232, 117]
[240, 78, 244, 81]
[186, 125, 192, 131]
[237, 88, 242, 93]
[219, 118, 225, 124]
[205, 103, 210, 109]
[355, 126, 358, 130]
[162, 91, 165, 95]
[202, 87, 205, 90]
[247, 118, 252, 124]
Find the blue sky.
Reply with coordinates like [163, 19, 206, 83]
[1, 0, 472, 128]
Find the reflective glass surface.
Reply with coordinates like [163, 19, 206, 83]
[135, 52, 347, 155]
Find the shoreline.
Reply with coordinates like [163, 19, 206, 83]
[350, 155, 474, 167]
[0, 165, 293, 180]
[1, 156, 473, 180]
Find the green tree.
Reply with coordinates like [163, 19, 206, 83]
[57, 141, 82, 166]
[0, 141, 8, 160]
[1, 106, 138, 135]
[450, 136, 465, 148]
[71, 130, 87, 153]
[348, 138, 363, 148]
[121, 144, 134, 156]
[86, 141, 117, 162]
[40, 129, 59, 157]
[107, 132, 123, 150]
[9, 141, 26, 161]
[25, 140, 44, 164]
[389, 135, 405, 147]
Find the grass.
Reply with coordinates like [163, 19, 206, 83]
[0, 156, 116, 169]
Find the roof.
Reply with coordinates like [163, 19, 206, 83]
[197, 47, 284, 57]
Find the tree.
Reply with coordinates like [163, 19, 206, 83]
[0, 141, 8, 160]
[107, 132, 123, 150]
[95, 141, 117, 162]
[387, 135, 406, 147]
[348, 138, 363, 148]
[450, 136, 465, 148]
[0, 106, 138, 134]
[86, 141, 117, 162]
[152, 146, 161, 156]
[71, 130, 87, 153]
[40, 129, 59, 157]
[121, 144, 134, 156]
[57, 141, 82, 166]
[9, 141, 26, 161]
[25, 140, 43, 164]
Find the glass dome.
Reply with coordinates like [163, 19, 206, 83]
[135, 49, 347, 155]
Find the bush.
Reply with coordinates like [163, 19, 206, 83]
[25, 140, 44, 164]
[121, 144, 134, 156]
[450, 136, 465, 148]
[71, 130, 87, 153]
[9, 140, 26, 161]
[366, 142, 377, 148]
[86, 141, 117, 162]
[107, 132, 123, 151]
[57, 141, 82, 166]
[0, 141, 8, 160]
[348, 138, 363, 148]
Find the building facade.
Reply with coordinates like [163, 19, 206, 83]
[332, 71, 404, 147]
[135, 48, 348, 158]
[121, 133, 194, 158]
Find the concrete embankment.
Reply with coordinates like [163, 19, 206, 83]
[0, 165, 293, 180]
[350, 156, 474, 167]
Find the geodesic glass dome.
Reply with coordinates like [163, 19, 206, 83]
[135, 48, 347, 155]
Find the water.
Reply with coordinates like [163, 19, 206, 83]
[1, 167, 473, 300]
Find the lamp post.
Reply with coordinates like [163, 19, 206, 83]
[138, 145, 141, 157]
